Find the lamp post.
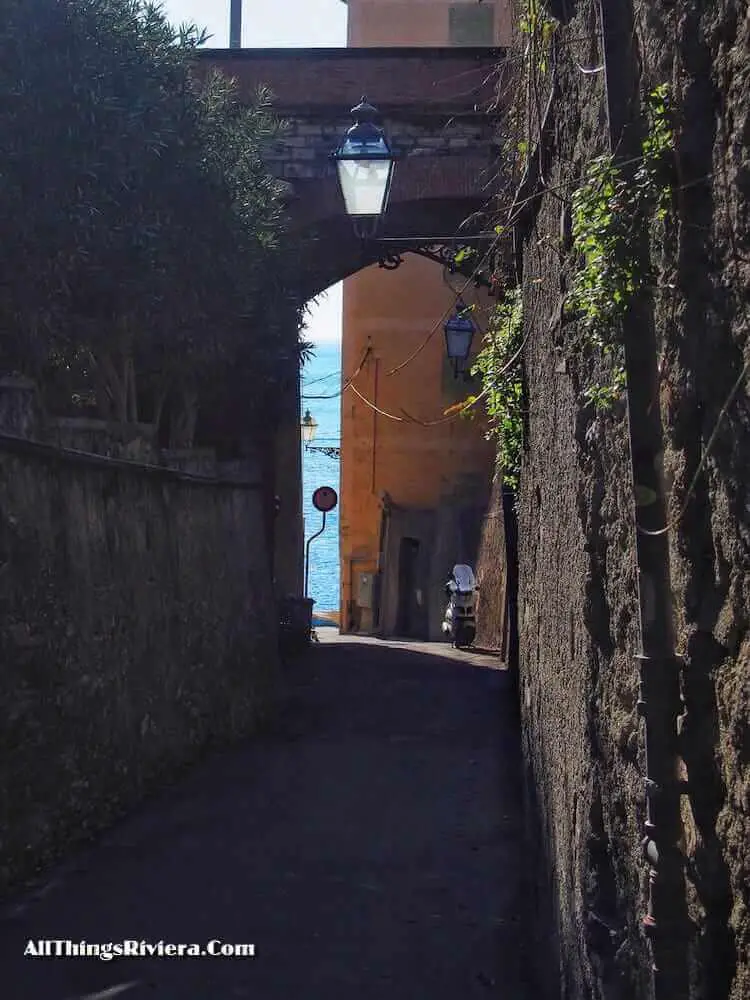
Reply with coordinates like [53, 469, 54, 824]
[229, 0, 242, 48]
[302, 409, 340, 458]
[444, 300, 477, 377]
[332, 98, 396, 239]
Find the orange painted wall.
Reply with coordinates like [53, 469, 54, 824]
[340, 256, 496, 630]
[344, 0, 512, 47]
[340, 0, 508, 631]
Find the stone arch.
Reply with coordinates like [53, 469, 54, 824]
[193, 47, 507, 600]
[294, 194, 492, 298]
[195, 47, 506, 280]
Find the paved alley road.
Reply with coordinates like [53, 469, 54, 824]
[0, 633, 528, 1000]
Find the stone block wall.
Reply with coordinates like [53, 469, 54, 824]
[264, 115, 493, 182]
[0, 382, 277, 894]
[475, 473, 514, 656]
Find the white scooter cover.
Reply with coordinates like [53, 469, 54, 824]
[451, 564, 476, 593]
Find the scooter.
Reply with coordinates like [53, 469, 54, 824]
[441, 564, 478, 648]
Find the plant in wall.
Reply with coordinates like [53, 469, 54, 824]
[468, 287, 524, 489]
[510, 0, 558, 172]
[636, 83, 675, 217]
[567, 154, 633, 408]
[519, 0, 558, 74]
[566, 85, 675, 410]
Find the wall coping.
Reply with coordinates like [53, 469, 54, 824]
[50, 416, 156, 437]
[0, 374, 36, 391]
[194, 47, 506, 119]
[197, 46, 504, 60]
[0, 431, 262, 491]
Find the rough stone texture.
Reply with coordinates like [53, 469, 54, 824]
[662, 5, 750, 997]
[263, 117, 493, 181]
[476, 2, 749, 998]
[475, 473, 510, 654]
[0, 390, 278, 896]
[0, 376, 40, 437]
[46, 417, 159, 463]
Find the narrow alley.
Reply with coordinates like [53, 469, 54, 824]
[0, 634, 527, 1000]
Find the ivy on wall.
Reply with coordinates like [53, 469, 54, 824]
[465, 288, 524, 490]
[451, 14, 676, 487]
[566, 84, 675, 409]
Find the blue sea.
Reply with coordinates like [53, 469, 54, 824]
[301, 342, 342, 612]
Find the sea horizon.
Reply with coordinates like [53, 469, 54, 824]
[301, 341, 341, 612]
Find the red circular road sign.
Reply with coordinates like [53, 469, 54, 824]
[312, 486, 338, 513]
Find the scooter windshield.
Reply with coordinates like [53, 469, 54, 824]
[452, 564, 476, 591]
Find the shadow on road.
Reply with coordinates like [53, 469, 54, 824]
[0, 636, 529, 1000]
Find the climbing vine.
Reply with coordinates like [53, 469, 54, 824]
[567, 84, 675, 409]
[469, 288, 524, 489]
[637, 82, 675, 215]
[511, 0, 558, 170]
[519, 0, 557, 71]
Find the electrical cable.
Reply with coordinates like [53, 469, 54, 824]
[399, 387, 489, 427]
[302, 367, 342, 387]
[347, 383, 406, 422]
[384, 232, 506, 378]
[302, 346, 371, 400]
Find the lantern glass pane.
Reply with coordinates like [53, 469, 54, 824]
[336, 157, 393, 218]
[301, 414, 318, 443]
[444, 310, 476, 361]
[444, 326, 474, 360]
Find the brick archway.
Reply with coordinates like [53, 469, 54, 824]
[195, 47, 507, 296]
[193, 47, 506, 602]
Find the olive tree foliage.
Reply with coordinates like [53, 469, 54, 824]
[0, 0, 304, 442]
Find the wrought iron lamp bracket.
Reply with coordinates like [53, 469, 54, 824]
[305, 445, 341, 460]
[376, 243, 496, 292]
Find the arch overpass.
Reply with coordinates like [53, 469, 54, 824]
[194, 47, 508, 297]
[193, 47, 508, 602]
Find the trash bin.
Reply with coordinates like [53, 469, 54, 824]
[278, 596, 314, 652]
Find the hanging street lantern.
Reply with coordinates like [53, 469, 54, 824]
[443, 300, 477, 376]
[301, 409, 318, 445]
[333, 97, 396, 239]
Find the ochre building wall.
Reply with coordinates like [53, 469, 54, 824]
[340, 255, 495, 635]
[344, 0, 511, 47]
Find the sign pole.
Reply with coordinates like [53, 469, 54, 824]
[304, 485, 338, 601]
[304, 511, 327, 599]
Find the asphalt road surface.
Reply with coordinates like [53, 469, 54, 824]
[0, 632, 529, 1000]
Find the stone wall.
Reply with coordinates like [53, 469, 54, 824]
[0, 381, 278, 895]
[475, 473, 518, 658]
[264, 115, 493, 182]
[480, 1, 749, 998]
